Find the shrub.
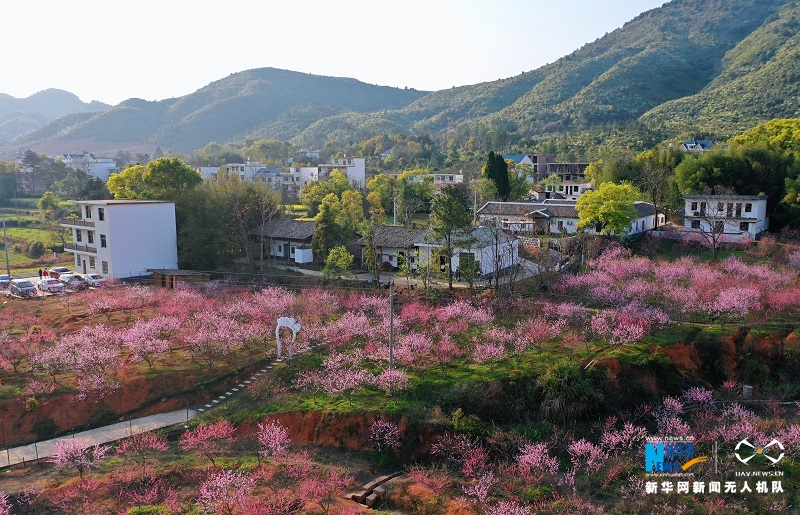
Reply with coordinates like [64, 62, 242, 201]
[26, 241, 45, 259]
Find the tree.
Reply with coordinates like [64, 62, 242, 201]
[366, 173, 394, 220]
[0, 163, 16, 204]
[116, 432, 170, 473]
[50, 438, 109, 478]
[429, 185, 472, 290]
[312, 194, 344, 262]
[576, 182, 639, 235]
[37, 191, 63, 221]
[482, 151, 511, 201]
[180, 420, 236, 466]
[340, 189, 365, 234]
[257, 420, 292, 460]
[395, 170, 433, 226]
[108, 158, 201, 200]
[323, 246, 354, 279]
[684, 186, 738, 261]
[634, 146, 683, 224]
[540, 173, 563, 194]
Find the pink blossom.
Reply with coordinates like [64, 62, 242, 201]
[257, 420, 291, 460]
[516, 442, 559, 478]
[180, 420, 236, 466]
[373, 368, 410, 393]
[600, 422, 648, 453]
[116, 432, 169, 472]
[472, 342, 506, 363]
[369, 419, 402, 452]
[198, 469, 255, 514]
[460, 472, 496, 505]
[50, 438, 109, 478]
[0, 492, 10, 515]
[567, 438, 607, 474]
[486, 500, 532, 515]
[682, 387, 714, 407]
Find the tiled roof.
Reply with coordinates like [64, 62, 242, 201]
[356, 225, 424, 248]
[634, 202, 657, 217]
[477, 201, 543, 216]
[250, 219, 315, 240]
[415, 226, 516, 248]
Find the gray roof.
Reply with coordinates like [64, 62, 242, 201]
[250, 219, 315, 240]
[477, 201, 546, 216]
[356, 225, 424, 248]
[529, 204, 579, 218]
[415, 226, 516, 248]
[682, 194, 767, 200]
[501, 153, 529, 164]
[634, 201, 657, 217]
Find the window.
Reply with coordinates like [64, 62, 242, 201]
[87, 231, 94, 244]
[276, 244, 283, 254]
[739, 222, 749, 231]
[76, 230, 82, 242]
[690, 202, 698, 211]
[85, 206, 92, 218]
[100, 234, 107, 248]
[98, 208, 105, 221]
[102, 261, 108, 274]
[745, 203, 752, 213]
[717, 202, 724, 212]
[89, 256, 96, 268]
[715, 221, 724, 233]
[76, 255, 80, 267]
[691, 220, 701, 229]
[290, 246, 296, 256]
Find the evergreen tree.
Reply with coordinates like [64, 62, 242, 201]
[312, 197, 342, 262]
[482, 151, 511, 201]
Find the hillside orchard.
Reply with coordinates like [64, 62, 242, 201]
[0, 242, 800, 512]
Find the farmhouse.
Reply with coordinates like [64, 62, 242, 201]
[477, 200, 664, 236]
[355, 225, 424, 271]
[61, 200, 178, 279]
[249, 219, 316, 264]
[683, 194, 768, 240]
[414, 226, 519, 279]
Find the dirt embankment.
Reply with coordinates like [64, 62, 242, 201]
[600, 327, 797, 400]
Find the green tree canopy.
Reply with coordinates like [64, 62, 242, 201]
[576, 182, 639, 235]
[108, 158, 201, 200]
[429, 185, 472, 290]
[323, 245, 354, 279]
[482, 151, 511, 201]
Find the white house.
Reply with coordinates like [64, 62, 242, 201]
[248, 219, 316, 264]
[683, 194, 768, 240]
[355, 225, 425, 270]
[681, 139, 714, 153]
[477, 200, 664, 236]
[61, 200, 178, 279]
[414, 227, 519, 279]
[502, 154, 534, 167]
[60, 153, 119, 181]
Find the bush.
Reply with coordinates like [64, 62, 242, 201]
[26, 241, 45, 259]
[33, 418, 59, 440]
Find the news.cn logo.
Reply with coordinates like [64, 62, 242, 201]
[735, 439, 784, 465]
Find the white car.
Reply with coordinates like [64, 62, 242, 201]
[37, 278, 66, 293]
[81, 273, 106, 287]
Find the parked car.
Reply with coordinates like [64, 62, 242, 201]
[37, 278, 66, 293]
[0, 274, 11, 288]
[59, 274, 89, 291]
[81, 273, 107, 287]
[10, 279, 37, 297]
[48, 267, 72, 279]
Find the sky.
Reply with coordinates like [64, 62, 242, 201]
[2, 0, 667, 106]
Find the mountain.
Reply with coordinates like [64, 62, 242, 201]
[7, 69, 427, 154]
[8, 0, 800, 155]
[0, 89, 109, 144]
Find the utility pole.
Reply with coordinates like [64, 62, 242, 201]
[391, 197, 397, 226]
[3, 219, 10, 277]
[388, 280, 394, 370]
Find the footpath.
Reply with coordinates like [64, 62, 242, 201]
[0, 409, 196, 468]
[0, 352, 294, 468]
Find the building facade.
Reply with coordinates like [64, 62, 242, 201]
[683, 194, 768, 240]
[61, 200, 178, 279]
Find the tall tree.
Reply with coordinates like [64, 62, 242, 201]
[576, 182, 639, 235]
[429, 185, 472, 290]
[482, 151, 511, 201]
[108, 158, 201, 200]
[312, 195, 344, 262]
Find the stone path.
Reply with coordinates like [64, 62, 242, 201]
[0, 409, 196, 468]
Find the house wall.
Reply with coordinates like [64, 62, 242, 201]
[66, 202, 177, 279]
[683, 197, 768, 239]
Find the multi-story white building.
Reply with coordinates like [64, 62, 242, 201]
[197, 157, 366, 191]
[61, 200, 178, 279]
[683, 194, 768, 240]
[60, 153, 119, 181]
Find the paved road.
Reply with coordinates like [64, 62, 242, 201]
[0, 409, 196, 468]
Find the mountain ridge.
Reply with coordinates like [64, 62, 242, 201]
[6, 0, 800, 156]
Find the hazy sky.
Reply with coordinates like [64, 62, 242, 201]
[3, 0, 667, 105]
